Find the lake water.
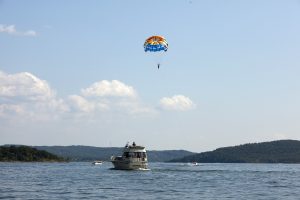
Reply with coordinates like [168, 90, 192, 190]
[0, 162, 300, 199]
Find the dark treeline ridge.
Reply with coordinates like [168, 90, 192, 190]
[148, 150, 194, 162]
[35, 146, 122, 162]
[35, 145, 195, 162]
[0, 145, 65, 162]
[170, 140, 300, 163]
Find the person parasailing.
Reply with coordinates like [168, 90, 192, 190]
[144, 35, 168, 69]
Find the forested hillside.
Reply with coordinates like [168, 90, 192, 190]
[0, 146, 65, 162]
[169, 140, 300, 163]
[35, 145, 195, 162]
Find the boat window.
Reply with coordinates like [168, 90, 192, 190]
[129, 152, 134, 157]
[123, 152, 130, 158]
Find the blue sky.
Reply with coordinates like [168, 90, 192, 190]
[1, 0, 300, 152]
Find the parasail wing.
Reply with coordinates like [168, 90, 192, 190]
[144, 36, 168, 52]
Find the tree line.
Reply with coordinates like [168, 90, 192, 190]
[0, 145, 65, 162]
[169, 140, 300, 163]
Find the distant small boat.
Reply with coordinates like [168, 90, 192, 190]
[188, 162, 198, 166]
[92, 160, 103, 165]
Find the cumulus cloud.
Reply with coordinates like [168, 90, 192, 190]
[0, 71, 67, 120]
[68, 95, 95, 112]
[0, 104, 24, 117]
[68, 95, 109, 112]
[0, 70, 195, 122]
[72, 80, 153, 114]
[0, 71, 54, 100]
[159, 95, 195, 111]
[67, 94, 155, 115]
[81, 80, 137, 98]
[0, 71, 157, 120]
[0, 24, 37, 37]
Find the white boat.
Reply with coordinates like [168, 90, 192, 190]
[111, 142, 148, 170]
[190, 162, 198, 166]
[92, 160, 103, 165]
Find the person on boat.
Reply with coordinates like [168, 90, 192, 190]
[132, 142, 136, 147]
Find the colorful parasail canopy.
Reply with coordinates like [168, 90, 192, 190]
[144, 36, 168, 52]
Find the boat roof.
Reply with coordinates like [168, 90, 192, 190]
[123, 145, 146, 152]
[128, 145, 144, 149]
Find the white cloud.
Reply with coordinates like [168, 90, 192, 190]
[0, 104, 25, 117]
[0, 70, 194, 123]
[68, 95, 95, 112]
[67, 80, 156, 115]
[68, 95, 154, 115]
[0, 24, 37, 37]
[115, 100, 157, 115]
[81, 80, 137, 98]
[0, 71, 54, 100]
[0, 24, 15, 34]
[0, 71, 67, 120]
[159, 95, 195, 111]
[0, 71, 156, 120]
[23, 30, 37, 36]
[68, 95, 109, 112]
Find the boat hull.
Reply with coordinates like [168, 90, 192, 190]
[92, 162, 103, 165]
[111, 159, 148, 170]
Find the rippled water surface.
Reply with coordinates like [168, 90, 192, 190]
[1, 162, 300, 199]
